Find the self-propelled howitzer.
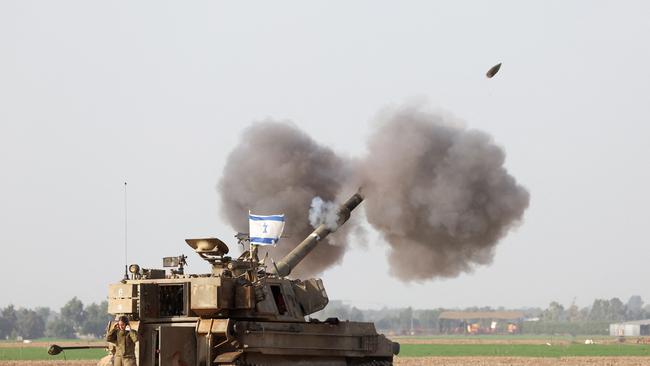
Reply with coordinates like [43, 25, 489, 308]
[96, 192, 398, 366]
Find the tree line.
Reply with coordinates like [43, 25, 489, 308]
[316, 295, 650, 335]
[3, 295, 649, 339]
[0, 297, 112, 340]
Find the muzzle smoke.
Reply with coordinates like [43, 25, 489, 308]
[309, 197, 340, 231]
[361, 107, 530, 281]
[218, 106, 530, 281]
[218, 120, 350, 276]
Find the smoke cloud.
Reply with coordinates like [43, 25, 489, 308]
[218, 120, 351, 276]
[218, 105, 530, 281]
[361, 106, 530, 281]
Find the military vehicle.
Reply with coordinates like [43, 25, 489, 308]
[50, 192, 399, 365]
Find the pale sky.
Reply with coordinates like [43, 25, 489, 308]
[1, 1, 649, 311]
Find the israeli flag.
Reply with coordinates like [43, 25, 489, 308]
[249, 212, 285, 246]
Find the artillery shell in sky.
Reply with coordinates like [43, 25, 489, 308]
[486, 62, 502, 78]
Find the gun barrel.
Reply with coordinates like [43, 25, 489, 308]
[272, 192, 364, 277]
[48, 344, 108, 356]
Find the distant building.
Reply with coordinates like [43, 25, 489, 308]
[439, 311, 525, 334]
[609, 320, 650, 336]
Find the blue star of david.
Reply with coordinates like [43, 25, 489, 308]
[262, 223, 268, 233]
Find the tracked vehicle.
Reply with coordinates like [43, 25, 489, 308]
[52, 192, 398, 365]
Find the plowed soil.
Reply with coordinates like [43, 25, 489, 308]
[1, 358, 649, 366]
[395, 357, 650, 365]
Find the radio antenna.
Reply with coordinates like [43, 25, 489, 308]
[123, 181, 129, 280]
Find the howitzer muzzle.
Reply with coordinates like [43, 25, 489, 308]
[272, 191, 364, 277]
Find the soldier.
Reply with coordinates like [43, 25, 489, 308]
[106, 315, 138, 366]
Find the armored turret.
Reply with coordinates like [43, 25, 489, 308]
[50, 192, 399, 366]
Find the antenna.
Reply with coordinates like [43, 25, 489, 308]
[124, 181, 128, 280]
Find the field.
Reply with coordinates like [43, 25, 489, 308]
[399, 343, 650, 357]
[1, 336, 650, 365]
[393, 336, 650, 365]
[395, 357, 650, 365]
[0, 339, 106, 363]
[0, 347, 105, 361]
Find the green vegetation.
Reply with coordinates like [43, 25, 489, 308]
[314, 296, 650, 335]
[399, 343, 650, 357]
[0, 298, 112, 340]
[0, 347, 105, 360]
[393, 334, 613, 341]
[3, 341, 650, 360]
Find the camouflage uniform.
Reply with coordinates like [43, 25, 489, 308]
[106, 328, 138, 366]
